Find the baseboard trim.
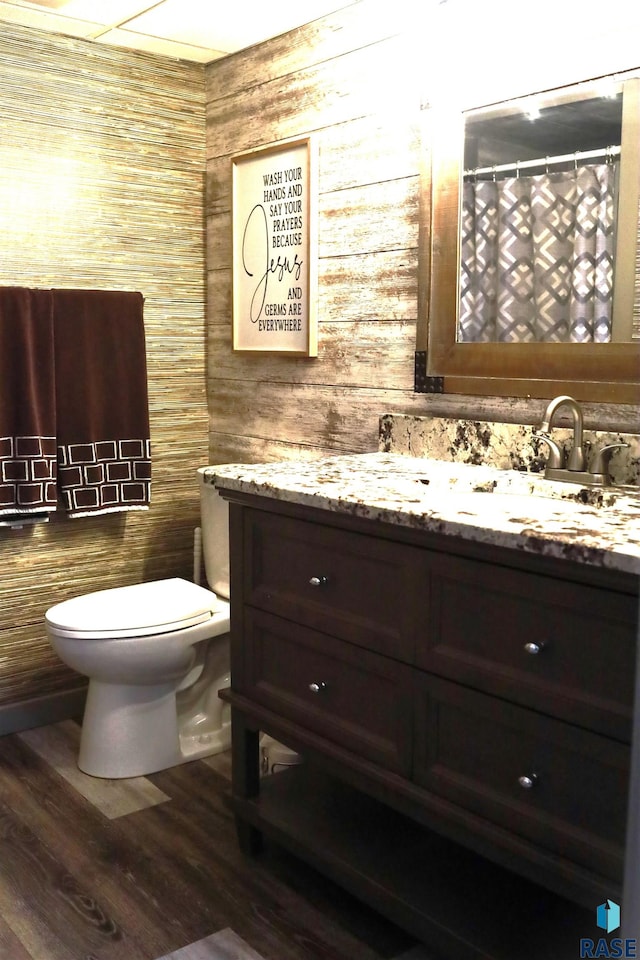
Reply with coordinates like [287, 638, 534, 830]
[0, 686, 87, 736]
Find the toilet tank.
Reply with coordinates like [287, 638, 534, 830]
[197, 467, 230, 600]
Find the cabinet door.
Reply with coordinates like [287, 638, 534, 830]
[239, 608, 413, 775]
[419, 553, 637, 740]
[413, 674, 628, 883]
[242, 508, 423, 661]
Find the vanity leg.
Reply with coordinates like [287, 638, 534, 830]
[234, 815, 262, 856]
[231, 708, 263, 855]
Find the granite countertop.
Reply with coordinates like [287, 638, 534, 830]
[206, 453, 640, 576]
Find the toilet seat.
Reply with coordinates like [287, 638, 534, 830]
[45, 578, 221, 639]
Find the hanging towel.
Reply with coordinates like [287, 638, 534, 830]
[0, 287, 57, 517]
[52, 289, 151, 518]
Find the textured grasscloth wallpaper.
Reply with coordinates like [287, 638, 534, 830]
[0, 24, 207, 708]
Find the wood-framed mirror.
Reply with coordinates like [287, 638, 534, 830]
[416, 69, 640, 403]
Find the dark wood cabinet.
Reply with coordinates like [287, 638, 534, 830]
[413, 674, 628, 882]
[242, 508, 423, 660]
[422, 552, 637, 740]
[219, 491, 639, 958]
[241, 607, 413, 775]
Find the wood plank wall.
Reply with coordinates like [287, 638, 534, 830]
[205, 3, 422, 463]
[204, 0, 638, 469]
[0, 25, 207, 714]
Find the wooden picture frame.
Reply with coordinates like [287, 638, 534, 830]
[231, 136, 318, 355]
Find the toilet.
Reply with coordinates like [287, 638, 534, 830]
[45, 468, 232, 779]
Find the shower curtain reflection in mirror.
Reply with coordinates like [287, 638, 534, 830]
[459, 161, 618, 343]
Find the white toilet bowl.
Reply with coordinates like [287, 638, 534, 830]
[45, 468, 299, 780]
[45, 577, 231, 779]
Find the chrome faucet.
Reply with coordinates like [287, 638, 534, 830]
[537, 395, 628, 487]
[539, 395, 585, 471]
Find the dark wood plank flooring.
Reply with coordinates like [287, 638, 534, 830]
[0, 727, 425, 960]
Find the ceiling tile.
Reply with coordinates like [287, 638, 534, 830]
[0, 0, 353, 61]
[98, 26, 226, 63]
[51, 0, 162, 24]
[20, 0, 68, 8]
[122, 0, 346, 53]
[0, 1, 99, 35]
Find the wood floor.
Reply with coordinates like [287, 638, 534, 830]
[0, 721, 433, 960]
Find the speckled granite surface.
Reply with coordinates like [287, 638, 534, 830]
[379, 414, 640, 486]
[206, 452, 640, 576]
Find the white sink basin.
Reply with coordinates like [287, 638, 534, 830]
[448, 490, 596, 517]
[411, 464, 636, 511]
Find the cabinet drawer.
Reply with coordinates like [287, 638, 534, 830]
[414, 675, 628, 882]
[243, 509, 422, 661]
[420, 553, 637, 740]
[239, 608, 413, 775]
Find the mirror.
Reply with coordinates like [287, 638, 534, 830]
[418, 70, 640, 403]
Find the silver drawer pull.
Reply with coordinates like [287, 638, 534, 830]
[518, 774, 537, 790]
[524, 641, 545, 655]
[308, 681, 326, 694]
[309, 576, 328, 587]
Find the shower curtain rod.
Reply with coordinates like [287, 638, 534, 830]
[464, 144, 620, 179]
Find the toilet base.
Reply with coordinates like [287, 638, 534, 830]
[78, 677, 230, 779]
[180, 720, 231, 760]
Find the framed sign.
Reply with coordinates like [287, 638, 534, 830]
[232, 136, 318, 355]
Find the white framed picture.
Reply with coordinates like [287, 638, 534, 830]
[231, 136, 318, 355]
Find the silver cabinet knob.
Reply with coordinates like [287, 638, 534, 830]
[518, 774, 537, 789]
[308, 681, 326, 694]
[524, 641, 545, 655]
[309, 576, 328, 587]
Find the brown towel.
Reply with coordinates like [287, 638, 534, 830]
[0, 287, 57, 517]
[52, 289, 151, 517]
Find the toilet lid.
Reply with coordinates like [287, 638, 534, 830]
[46, 578, 219, 636]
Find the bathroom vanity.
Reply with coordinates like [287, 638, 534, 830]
[210, 453, 640, 959]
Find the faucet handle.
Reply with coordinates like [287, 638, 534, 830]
[537, 434, 563, 469]
[589, 443, 629, 477]
[566, 442, 586, 472]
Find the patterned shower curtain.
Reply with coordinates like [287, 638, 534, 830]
[459, 163, 617, 343]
